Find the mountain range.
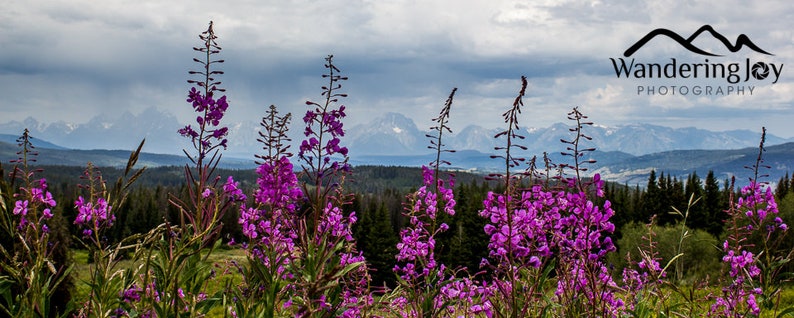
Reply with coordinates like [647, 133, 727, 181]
[349, 112, 788, 157]
[1, 108, 791, 185]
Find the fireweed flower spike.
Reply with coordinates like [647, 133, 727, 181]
[70, 142, 147, 317]
[132, 22, 244, 317]
[231, 105, 303, 317]
[0, 129, 73, 317]
[173, 20, 240, 235]
[712, 129, 788, 317]
[480, 76, 539, 317]
[290, 55, 371, 317]
[481, 80, 622, 317]
[180, 21, 229, 164]
[8, 130, 57, 237]
[392, 88, 485, 317]
[546, 108, 623, 317]
[299, 55, 351, 216]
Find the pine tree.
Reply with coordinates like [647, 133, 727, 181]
[684, 172, 707, 231]
[703, 171, 725, 237]
[365, 201, 398, 288]
[669, 176, 686, 222]
[438, 181, 490, 273]
[605, 182, 630, 238]
[653, 172, 677, 225]
[631, 184, 642, 223]
[775, 172, 790, 201]
[641, 170, 661, 223]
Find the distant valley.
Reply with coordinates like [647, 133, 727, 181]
[1, 109, 792, 186]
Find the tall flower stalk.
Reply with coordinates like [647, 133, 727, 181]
[480, 80, 622, 317]
[298, 55, 351, 223]
[0, 129, 71, 317]
[73, 148, 146, 318]
[292, 55, 369, 317]
[176, 20, 233, 234]
[550, 107, 622, 317]
[480, 76, 544, 317]
[230, 105, 303, 317]
[391, 88, 484, 317]
[711, 128, 789, 317]
[134, 21, 245, 317]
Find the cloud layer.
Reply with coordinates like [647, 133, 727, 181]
[1, 0, 792, 141]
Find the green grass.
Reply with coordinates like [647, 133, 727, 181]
[69, 247, 794, 317]
[71, 247, 247, 310]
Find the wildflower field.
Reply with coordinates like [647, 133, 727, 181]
[1, 22, 792, 318]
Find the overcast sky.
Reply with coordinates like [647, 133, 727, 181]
[2, 0, 793, 138]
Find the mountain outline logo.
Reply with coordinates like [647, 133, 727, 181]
[623, 25, 773, 57]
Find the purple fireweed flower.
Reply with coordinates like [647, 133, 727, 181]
[12, 179, 57, 231]
[480, 186, 556, 266]
[238, 154, 303, 299]
[299, 107, 349, 163]
[74, 196, 114, 237]
[15, 179, 56, 213]
[31, 179, 57, 207]
[298, 58, 351, 175]
[436, 277, 493, 317]
[711, 180, 786, 316]
[178, 125, 199, 139]
[317, 203, 357, 243]
[120, 285, 142, 303]
[223, 176, 246, 201]
[392, 165, 479, 316]
[13, 200, 28, 216]
[394, 166, 455, 281]
[552, 177, 622, 316]
[181, 23, 229, 161]
[480, 173, 622, 316]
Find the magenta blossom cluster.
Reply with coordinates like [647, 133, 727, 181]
[178, 87, 230, 155]
[391, 166, 478, 317]
[74, 196, 114, 238]
[394, 166, 455, 281]
[480, 174, 623, 316]
[621, 247, 664, 311]
[223, 176, 246, 202]
[480, 189, 552, 267]
[315, 202, 372, 317]
[239, 156, 303, 241]
[711, 244, 763, 316]
[299, 104, 349, 172]
[738, 181, 788, 232]
[711, 181, 787, 316]
[120, 285, 142, 303]
[239, 156, 301, 259]
[317, 203, 356, 243]
[551, 176, 622, 316]
[252, 157, 302, 209]
[13, 178, 56, 232]
[439, 277, 494, 317]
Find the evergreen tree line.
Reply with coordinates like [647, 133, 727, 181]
[26, 165, 794, 287]
[606, 169, 730, 238]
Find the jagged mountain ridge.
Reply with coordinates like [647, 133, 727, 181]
[0, 109, 789, 160]
[344, 112, 789, 157]
[0, 108, 189, 155]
